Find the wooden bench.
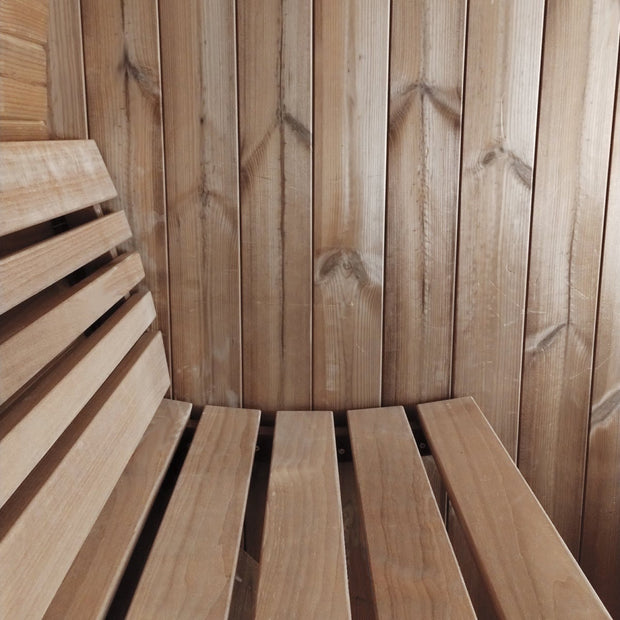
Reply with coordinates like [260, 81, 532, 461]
[0, 140, 611, 619]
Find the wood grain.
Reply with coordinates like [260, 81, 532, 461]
[313, 0, 390, 410]
[0, 253, 145, 404]
[382, 0, 465, 406]
[238, 0, 312, 410]
[81, 0, 171, 364]
[48, 0, 89, 139]
[0, 33, 46, 85]
[0, 119, 48, 141]
[518, 0, 620, 553]
[0, 140, 116, 236]
[0, 331, 170, 619]
[159, 0, 242, 407]
[348, 406, 474, 619]
[128, 405, 260, 619]
[418, 397, 611, 619]
[0, 211, 131, 314]
[580, 68, 620, 618]
[0, 75, 47, 120]
[255, 411, 351, 619]
[0, 0, 48, 44]
[45, 398, 191, 620]
[0, 292, 155, 507]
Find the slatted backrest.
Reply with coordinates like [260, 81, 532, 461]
[0, 140, 171, 617]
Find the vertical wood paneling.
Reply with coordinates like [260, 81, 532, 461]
[383, 0, 466, 406]
[519, 0, 620, 553]
[581, 70, 620, 618]
[313, 0, 390, 410]
[81, 0, 170, 370]
[453, 0, 544, 453]
[159, 0, 242, 407]
[48, 0, 88, 139]
[238, 0, 312, 411]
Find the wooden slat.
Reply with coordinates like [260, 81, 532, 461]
[581, 67, 620, 618]
[81, 0, 171, 364]
[0, 33, 46, 85]
[418, 397, 611, 619]
[0, 0, 49, 45]
[128, 405, 260, 619]
[0, 331, 170, 619]
[313, 0, 390, 410]
[348, 406, 474, 619]
[0, 210, 131, 314]
[0, 75, 47, 121]
[0, 119, 48, 141]
[255, 411, 351, 619]
[45, 398, 191, 619]
[229, 549, 259, 620]
[48, 0, 89, 139]
[0, 252, 144, 404]
[0, 291, 155, 507]
[382, 0, 465, 405]
[0, 140, 117, 236]
[238, 0, 312, 410]
[518, 0, 620, 552]
[160, 0, 242, 406]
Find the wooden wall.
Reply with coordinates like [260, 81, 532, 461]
[1, 0, 618, 615]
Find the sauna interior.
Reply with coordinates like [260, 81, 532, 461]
[1, 0, 619, 617]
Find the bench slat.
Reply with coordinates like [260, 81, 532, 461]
[0, 252, 144, 404]
[0, 331, 169, 619]
[0, 140, 117, 236]
[0, 291, 155, 507]
[128, 405, 260, 619]
[0, 210, 131, 314]
[348, 406, 475, 619]
[417, 397, 611, 619]
[255, 411, 351, 620]
[44, 398, 192, 619]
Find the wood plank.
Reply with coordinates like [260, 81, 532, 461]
[238, 0, 312, 410]
[81, 0, 171, 364]
[0, 211, 131, 314]
[0, 140, 117, 236]
[0, 119, 48, 141]
[382, 0, 465, 405]
[0, 292, 155, 507]
[0, 331, 170, 619]
[255, 411, 351, 619]
[518, 0, 620, 552]
[229, 549, 259, 620]
[0, 75, 47, 122]
[580, 68, 620, 618]
[0, 33, 46, 85]
[45, 398, 191, 619]
[0, 252, 145, 404]
[128, 405, 260, 619]
[159, 0, 242, 406]
[418, 397, 611, 619]
[48, 0, 89, 139]
[348, 406, 474, 619]
[0, 0, 48, 44]
[313, 0, 390, 410]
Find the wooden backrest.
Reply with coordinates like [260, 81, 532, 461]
[0, 139, 171, 617]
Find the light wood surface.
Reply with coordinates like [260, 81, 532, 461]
[0, 140, 116, 236]
[159, 0, 242, 407]
[81, 0, 171, 365]
[0, 211, 131, 314]
[313, 0, 389, 410]
[255, 411, 351, 619]
[238, 0, 312, 410]
[581, 68, 620, 618]
[229, 549, 259, 620]
[0, 119, 48, 141]
[0, 0, 48, 44]
[383, 0, 465, 406]
[48, 0, 89, 139]
[45, 398, 191, 619]
[348, 406, 474, 619]
[0, 75, 47, 120]
[0, 331, 170, 619]
[0, 32, 46, 85]
[418, 397, 612, 619]
[0, 292, 155, 507]
[128, 405, 260, 619]
[0, 252, 144, 404]
[518, 0, 620, 553]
